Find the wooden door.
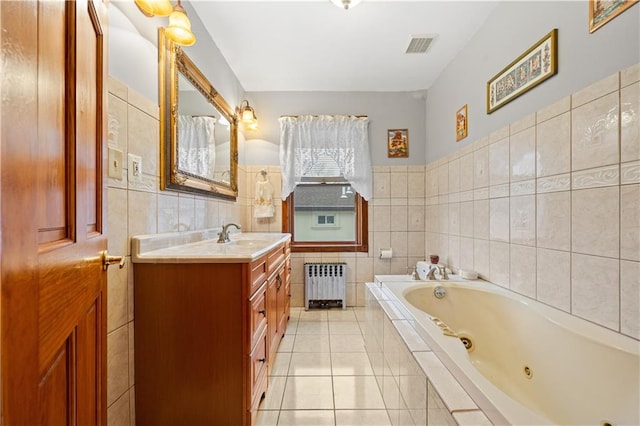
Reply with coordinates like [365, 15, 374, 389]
[1, 0, 109, 424]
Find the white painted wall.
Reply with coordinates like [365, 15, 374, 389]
[425, 1, 640, 163]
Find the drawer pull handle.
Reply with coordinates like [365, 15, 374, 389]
[258, 358, 266, 363]
[258, 309, 266, 316]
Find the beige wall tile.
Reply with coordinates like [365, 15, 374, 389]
[473, 200, 489, 240]
[127, 105, 159, 176]
[489, 125, 509, 143]
[179, 193, 196, 231]
[449, 202, 460, 236]
[407, 206, 425, 231]
[537, 191, 571, 251]
[622, 160, 640, 184]
[107, 390, 131, 426]
[572, 187, 619, 258]
[128, 322, 135, 387]
[537, 173, 571, 194]
[427, 168, 438, 197]
[407, 232, 425, 258]
[473, 239, 489, 279]
[621, 82, 640, 162]
[128, 88, 159, 119]
[390, 206, 408, 231]
[459, 237, 474, 272]
[571, 254, 619, 330]
[408, 171, 425, 198]
[572, 92, 619, 171]
[510, 112, 535, 135]
[437, 164, 449, 195]
[621, 63, 640, 87]
[536, 112, 571, 177]
[489, 197, 509, 242]
[128, 190, 157, 238]
[157, 193, 179, 233]
[510, 245, 536, 298]
[572, 72, 619, 108]
[489, 241, 509, 287]
[390, 171, 408, 199]
[107, 326, 130, 406]
[108, 188, 129, 256]
[473, 146, 489, 188]
[510, 195, 535, 246]
[620, 260, 640, 339]
[459, 201, 474, 237]
[356, 257, 374, 283]
[108, 93, 128, 152]
[489, 137, 510, 186]
[536, 96, 570, 123]
[391, 232, 409, 257]
[372, 205, 391, 232]
[108, 76, 128, 101]
[490, 184, 509, 199]
[107, 260, 128, 333]
[572, 164, 619, 190]
[537, 248, 571, 312]
[510, 127, 535, 182]
[459, 153, 474, 192]
[448, 159, 460, 194]
[621, 184, 640, 261]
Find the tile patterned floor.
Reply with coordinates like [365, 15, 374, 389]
[256, 307, 392, 426]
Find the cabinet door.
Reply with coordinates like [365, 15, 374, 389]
[266, 273, 279, 374]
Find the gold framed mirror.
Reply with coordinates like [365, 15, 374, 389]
[159, 28, 238, 200]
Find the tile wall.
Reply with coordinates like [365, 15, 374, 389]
[241, 165, 427, 310]
[424, 64, 640, 340]
[106, 77, 245, 425]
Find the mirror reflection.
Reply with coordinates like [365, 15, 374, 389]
[159, 28, 238, 199]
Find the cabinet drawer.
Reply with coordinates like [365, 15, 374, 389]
[250, 255, 267, 295]
[249, 284, 267, 350]
[267, 243, 286, 273]
[248, 331, 268, 410]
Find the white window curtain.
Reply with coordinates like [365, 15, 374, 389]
[177, 115, 216, 178]
[278, 115, 372, 200]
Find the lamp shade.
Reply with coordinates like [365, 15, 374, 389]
[135, 0, 173, 17]
[165, 2, 196, 46]
[239, 100, 258, 130]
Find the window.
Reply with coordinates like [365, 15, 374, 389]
[278, 115, 371, 252]
[283, 182, 368, 252]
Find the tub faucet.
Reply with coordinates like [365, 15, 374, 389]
[426, 265, 438, 280]
[438, 265, 449, 280]
[217, 223, 241, 243]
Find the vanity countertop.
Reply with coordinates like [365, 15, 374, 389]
[131, 230, 291, 264]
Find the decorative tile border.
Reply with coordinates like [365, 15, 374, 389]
[490, 184, 510, 199]
[537, 174, 571, 193]
[510, 179, 535, 196]
[572, 164, 619, 189]
[474, 188, 489, 200]
[621, 160, 640, 184]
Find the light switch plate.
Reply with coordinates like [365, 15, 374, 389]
[108, 147, 123, 180]
[128, 153, 142, 184]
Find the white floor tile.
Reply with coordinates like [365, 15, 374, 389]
[330, 334, 366, 353]
[298, 309, 329, 322]
[271, 352, 292, 376]
[296, 321, 330, 335]
[278, 335, 295, 353]
[288, 352, 332, 376]
[277, 410, 335, 425]
[259, 376, 287, 410]
[328, 309, 358, 322]
[335, 410, 391, 426]
[256, 410, 279, 426]
[281, 377, 335, 410]
[329, 321, 363, 335]
[331, 353, 374, 376]
[293, 334, 330, 353]
[333, 376, 385, 409]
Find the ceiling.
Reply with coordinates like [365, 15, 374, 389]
[189, 1, 499, 92]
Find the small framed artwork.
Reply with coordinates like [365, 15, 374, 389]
[487, 29, 558, 114]
[456, 104, 468, 142]
[387, 129, 408, 158]
[589, 0, 638, 33]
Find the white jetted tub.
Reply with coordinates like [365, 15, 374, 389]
[380, 279, 640, 426]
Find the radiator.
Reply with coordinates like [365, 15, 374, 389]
[304, 262, 347, 310]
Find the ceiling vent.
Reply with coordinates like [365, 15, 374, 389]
[405, 34, 436, 54]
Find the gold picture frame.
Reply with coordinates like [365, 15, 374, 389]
[487, 29, 558, 114]
[387, 129, 408, 158]
[456, 104, 468, 142]
[589, 0, 639, 33]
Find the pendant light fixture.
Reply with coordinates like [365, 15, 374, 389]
[134, 0, 173, 17]
[165, 0, 196, 46]
[329, 0, 363, 10]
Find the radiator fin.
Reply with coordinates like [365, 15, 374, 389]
[304, 262, 347, 310]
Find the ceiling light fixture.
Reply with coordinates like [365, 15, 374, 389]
[165, 0, 196, 46]
[329, 0, 363, 10]
[238, 100, 258, 131]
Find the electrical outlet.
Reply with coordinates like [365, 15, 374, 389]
[128, 153, 142, 184]
[108, 147, 123, 180]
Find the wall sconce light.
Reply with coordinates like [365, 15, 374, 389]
[238, 100, 258, 131]
[135, 0, 173, 17]
[329, 0, 363, 10]
[136, 0, 196, 47]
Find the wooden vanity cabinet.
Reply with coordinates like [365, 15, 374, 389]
[134, 240, 290, 426]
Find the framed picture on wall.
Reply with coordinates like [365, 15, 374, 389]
[486, 29, 558, 114]
[387, 129, 408, 158]
[456, 104, 468, 142]
[589, 0, 639, 33]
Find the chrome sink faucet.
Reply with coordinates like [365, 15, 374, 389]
[217, 223, 241, 243]
[426, 264, 449, 280]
